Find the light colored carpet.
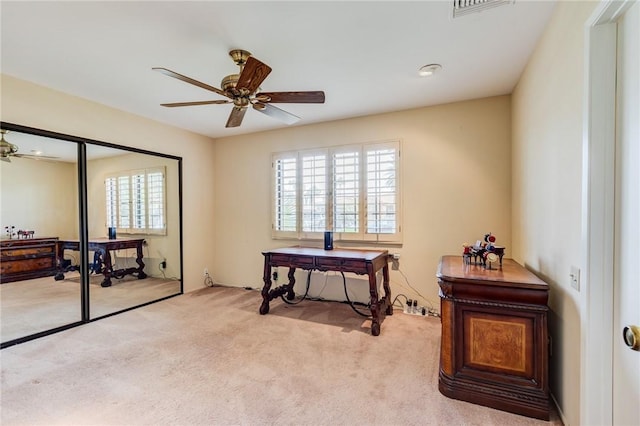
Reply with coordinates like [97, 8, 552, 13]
[0, 286, 562, 425]
[0, 273, 180, 342]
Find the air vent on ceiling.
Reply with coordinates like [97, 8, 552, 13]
[452, 0, 514, 18]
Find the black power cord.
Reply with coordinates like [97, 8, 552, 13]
[340, 271, 371, 317]
[279, 270, 370, 317]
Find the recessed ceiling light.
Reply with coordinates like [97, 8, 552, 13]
[419, 64, 442, 77]
[30, 150, 43, 155]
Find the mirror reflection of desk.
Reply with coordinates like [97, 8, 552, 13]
[55, 238, 147, 287]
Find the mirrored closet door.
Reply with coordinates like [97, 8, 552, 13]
[0, 130, 82, 343]
[85, 144, 182, 319]
[0, 123, 183, 347]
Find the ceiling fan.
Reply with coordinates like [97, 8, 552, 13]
[0, 130, 59, 163]
[153, 49, 325, 128]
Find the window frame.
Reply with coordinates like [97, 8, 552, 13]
[271, 140, 402, 244]
[105, 166, 167, 236]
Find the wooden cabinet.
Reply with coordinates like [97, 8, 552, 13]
[0, 237, 59, 284]
[437, 255, 550, 420]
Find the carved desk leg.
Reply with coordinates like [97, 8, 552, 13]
[367, 264, 382, 336]
[382, 263, 393, 316]
[54, 242, 65, 281]
[260, 256, 272, 315]
[284, 267, 296, 301]
[136, 243, 147, 279]
[260, 263, 299, 314]
[100, 249, 112, 287]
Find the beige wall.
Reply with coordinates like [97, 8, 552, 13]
[6, 19, 594, 417]
[512, 1, 598, 425]
[0, 157, 78, 239]
[1, 74, 216, 292]
[213, 96, 512, 306]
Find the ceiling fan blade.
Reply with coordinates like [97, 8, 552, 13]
[16, 154, 59, 159]
[153, 67, 229, 98]
[236, 56, 272, 94]
[258, 91, 325, 104]
[15, 154, 60, 160]
[226, 106, 247, 128]
[253, 103, 300, 125]
[161, 100, 231, 107]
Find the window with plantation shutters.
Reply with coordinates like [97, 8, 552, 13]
[105, 167, 166, 235]
[273, 155, 297, 237]
[272, 141, 401, 243]
[301, 152, 327, 235]
[366, 147, 397, 234]
[333, 149, 360, 234]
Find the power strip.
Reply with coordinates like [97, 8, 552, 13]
[402, 298, 440, 317]
[402, 307, 440, 317]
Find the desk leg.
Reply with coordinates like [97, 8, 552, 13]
[285, 267, 296, 301]
[100, 249, 113, 287]
[136, 243, 147, 279]
[382, 264, 393, 316]
[368, 265, 382, 336]
[367, 264, 392, 336]
[260, 261, 297, 315]
[260, 259, 272, 315]
[54, 242, 65, 281]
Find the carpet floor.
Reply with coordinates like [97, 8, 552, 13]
[1, 273, 180, 342]
[0, 286, 562, 425]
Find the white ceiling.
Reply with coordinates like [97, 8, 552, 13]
[1, 1, 556, 140]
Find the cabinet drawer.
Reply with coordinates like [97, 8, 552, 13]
[1, 257, 55, 274]
[269, 254, 315, 268]
[315, 257, 368, 274]
[1, 245, 55, 259]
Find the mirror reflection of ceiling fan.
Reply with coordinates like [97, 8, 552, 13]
[0, 130, 60, 163]
[154, 49, 325, 128]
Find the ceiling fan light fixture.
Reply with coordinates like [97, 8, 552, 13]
[229, 49, 251, 66]
[0, 130, 19, 157]
[155, 48, 325, 129]
[419, 63, 442, 77]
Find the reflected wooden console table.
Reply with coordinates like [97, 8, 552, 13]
[437, 255, 550, 420]
[1, 237, 59, 283]
[55, 238, 147, 287]
[260, 247, 392, 336]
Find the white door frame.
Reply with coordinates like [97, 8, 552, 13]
[582, 1, 635, 424]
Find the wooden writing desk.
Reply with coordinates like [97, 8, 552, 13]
[55, 238, 147, 287]
[260, 247, 392, 336]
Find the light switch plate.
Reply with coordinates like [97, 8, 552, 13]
[570, 266, 580, 291]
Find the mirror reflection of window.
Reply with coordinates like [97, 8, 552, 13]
[105, 167, 167, 235]
[1, 125, 182, 347]
[85, 145, 181, 319]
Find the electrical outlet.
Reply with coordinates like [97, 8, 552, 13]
[160, 260, 167, 269]
[204, 268, 209, 277]
[391, 259, 400, 271]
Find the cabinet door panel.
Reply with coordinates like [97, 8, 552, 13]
[462, 310, 534, 378]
